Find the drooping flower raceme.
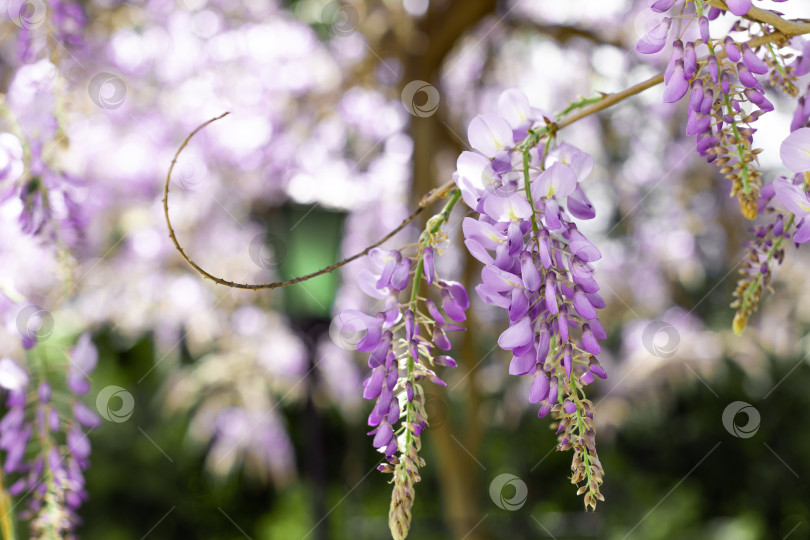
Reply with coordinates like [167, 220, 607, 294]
[637, 0, 809, 221]
[455, 88, 606, 509]
[0, 334, 99, 539]
[731, 128, 810, 333]
[335, 198, 466, 540]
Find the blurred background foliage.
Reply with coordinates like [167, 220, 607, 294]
[75, 327, 809, 539]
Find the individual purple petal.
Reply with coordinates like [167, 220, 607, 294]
[529, 371, 550, 403]
[363, 366, 386, 399]
[636, 17, 671, 55]
[663, 60, 689, 103]
[498, 316, 534, 350]
[390, 257, 411, 291]
[387, 401, 399, 425]
[741, 44, 768, 75]
[548, 142, 594, 181]
[581, 372, 595, 385]
[582, 326, 601, 355]
[590, 318, 607, 340]
[651, 0, 675, 12]
[699, 16, 710, 43]
[563, 400, 576, 414]
[497, 88, 533, 131]
[509, 288, 529, 322]
[745, 89, 774, 112]
[68, 425, 91, 460]
[509, 349, 536, 376]
[434, 355, 457, 368]
[71, 333, 98, 374]
[558, 308, 570, 343]
[520, 251, 541, 291]
[371, 421, 393, 448]
[425, 299, 446, 325]
[794, 219, 810, 243]
[73, 402, 101, 429]
[475, 283, 511, 308]
[684, 42, 697, 77]
[433, 326, 452, 350]
[483, 192, 534, 222]
[467, 114, 514, 157]
[423, 247, 435, 286]
[537, 403, 552, 418]
[726, 0, 752, 16]
[567, 184, 596, 220]
[737, 64, 759, 88]
[780, 128, 810, 173]
[724, 37, 741, 62]
[569, 230, 601, 262]
[543, 199, 563, 230]
[665, 40, 684, 83]
[548, 377, 559, 405]
[442, 288, 467, 322]
[534, 162, 577, 199]
[38, 382, 51, 403]
[707, 55, 719, 83]
[573, 290, 598, 320]
[355, 313, 384, 352]
[545, 274, 559, 315]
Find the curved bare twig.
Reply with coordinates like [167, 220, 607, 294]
[163, 118, 455, 290]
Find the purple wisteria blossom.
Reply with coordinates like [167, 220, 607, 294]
[454, 88, 605, 509]
[0, 334, 99, 537]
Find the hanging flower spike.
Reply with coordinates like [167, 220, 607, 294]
[336, 190, 465, 540]
[456, 88, 606, 510]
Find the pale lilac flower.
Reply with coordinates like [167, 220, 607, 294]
[780, 128, 810, 173]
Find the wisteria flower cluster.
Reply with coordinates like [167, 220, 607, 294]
[454, 89, 606, 509]
[0, 334, 99, 539]
[336, 194, 467, 539]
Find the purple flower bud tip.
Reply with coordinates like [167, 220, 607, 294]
[563, 400, 577, 414]
[726, 0, 752, 16]
[580, 372, 595, 385]
[38, 382, 51, 403]
[423, 247, 435, 286]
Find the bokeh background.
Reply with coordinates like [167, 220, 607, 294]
[1, 0, 810, 538]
